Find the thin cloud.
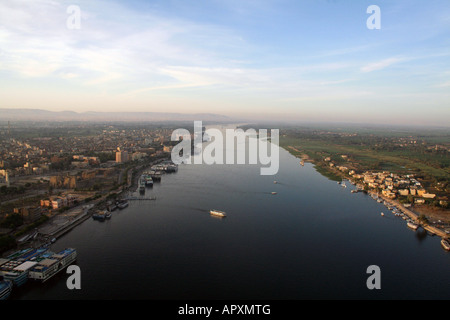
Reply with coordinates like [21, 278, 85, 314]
[360, 57, 406, 73]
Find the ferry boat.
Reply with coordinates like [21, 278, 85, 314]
[0, 279, 12, 300]
[407, 221, 419, 231]
[28, 248, 77, 283]
[441, 239, 450, 251]
[210, 209, 226, 217]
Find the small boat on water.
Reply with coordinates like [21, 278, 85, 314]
[381, 212, 385, 216]
[407, 221, 419, 231]
[210, 209, 226, 218]
[271, 192, 277, 195]
[441, 239, 450, 251]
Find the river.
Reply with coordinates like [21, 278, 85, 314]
[12, 125, 450, 300]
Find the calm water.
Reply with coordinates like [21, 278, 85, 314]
[12, 127, 450, 300]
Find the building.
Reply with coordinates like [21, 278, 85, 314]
[116, 150, 129, 163]
[382, 189, 396, 199]
[13, 206, 42, 223]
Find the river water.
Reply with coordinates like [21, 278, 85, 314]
[12, 126, 450, 300]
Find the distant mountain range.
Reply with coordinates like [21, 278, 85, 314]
[0, 108, 233, 123]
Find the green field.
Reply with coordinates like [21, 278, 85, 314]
[279, 128, 450, 194]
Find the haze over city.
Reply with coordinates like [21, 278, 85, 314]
[0, 0, 449, 126]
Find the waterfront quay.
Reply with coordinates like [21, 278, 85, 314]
[7, 157, 172, 252]
[370, 191, 449, 239]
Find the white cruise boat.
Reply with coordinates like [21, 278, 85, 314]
[28, 248, 77, 282]
[210, 209, 226, 217]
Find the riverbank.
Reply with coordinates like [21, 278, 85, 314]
[0, 158, 170, 256]
[283, 145, 449, 243]
[373, 191, 449, 239]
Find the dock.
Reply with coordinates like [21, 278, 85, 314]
[125, 197, 156, 201]
[370, 191, 448, 239]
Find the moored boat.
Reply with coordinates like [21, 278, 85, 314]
[28, 248, 77, 283]
[92, 211, 106, 221]
[407, 221, 419, 230]
[441, 239, 450, 251]
[117, 200, 128, 209]
[143, 173, 154, 187]
[0, 279, 12, 300]
[139, 176, 146, 192]
[3, 261, 38, 287]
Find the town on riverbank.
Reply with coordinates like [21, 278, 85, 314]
[279, 125, 450, 250]
[0, 122, 186, 256]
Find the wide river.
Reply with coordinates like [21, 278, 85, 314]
[13, 126, 450, 300]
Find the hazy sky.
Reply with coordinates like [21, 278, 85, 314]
[0, 0, 449, 125]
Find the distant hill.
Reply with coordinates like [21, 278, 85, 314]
[0, 108, 232, 123]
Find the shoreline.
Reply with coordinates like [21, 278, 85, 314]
[1, 157, 171, 256]
[283, 146, 449, 241]
[370, 191, 448, 239]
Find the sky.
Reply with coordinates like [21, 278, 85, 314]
[0, 0, 449, 126]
